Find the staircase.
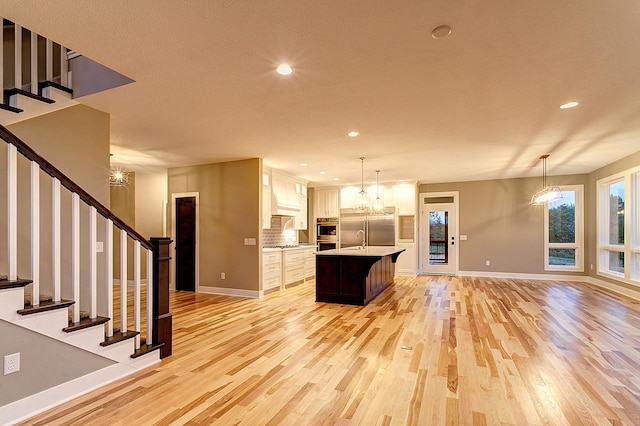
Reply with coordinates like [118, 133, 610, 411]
[0, 17, 171, 425]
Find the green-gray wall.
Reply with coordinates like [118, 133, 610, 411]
[168, 159, 261, 292]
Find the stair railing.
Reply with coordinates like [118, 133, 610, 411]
[2, 125, 155, 350]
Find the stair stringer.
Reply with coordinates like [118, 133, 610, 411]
[0, 85, 78, 126]
[0, 287, 160, 366]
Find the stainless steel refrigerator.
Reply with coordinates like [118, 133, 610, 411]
[340, 207, 396, 247]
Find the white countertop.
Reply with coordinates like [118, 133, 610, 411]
[263, 245, 317, 252]
[315, 246, 405, 257]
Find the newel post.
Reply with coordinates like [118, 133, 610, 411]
[150, 237, 173, 358]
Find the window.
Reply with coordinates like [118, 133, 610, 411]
[544, 186, 584, 271]
[597, 168, 640, 284]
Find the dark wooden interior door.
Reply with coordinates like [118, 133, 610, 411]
[175, 197, 196, 291]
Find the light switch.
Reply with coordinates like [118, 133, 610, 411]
[460, 235, 467, 241]
[96, 242, 104, 252]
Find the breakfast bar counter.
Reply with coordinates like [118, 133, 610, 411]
[315, 246, 405, 305]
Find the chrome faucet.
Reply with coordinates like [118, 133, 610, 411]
[356, 229, 366, 248]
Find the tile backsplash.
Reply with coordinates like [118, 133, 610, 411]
[263, 216, 298, 247]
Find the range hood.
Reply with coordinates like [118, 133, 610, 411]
[271, 173, 300, 216]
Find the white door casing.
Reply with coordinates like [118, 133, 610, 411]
[419, 192, 459, 275]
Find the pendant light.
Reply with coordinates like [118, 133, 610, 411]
[372, 170, 385, 215]
[530, 154, 562, 205]
[109, 169, 130, 186]
[353, 157, 371, 213]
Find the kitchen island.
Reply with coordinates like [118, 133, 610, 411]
[315, 246, 405, 305]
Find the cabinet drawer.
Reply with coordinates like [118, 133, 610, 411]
[285, 266, 305, 284]
[284, 250, 306, 262]
[264, 273, 282, 290]
[263, 252, 282, 265]
[264, 262, 282, 274]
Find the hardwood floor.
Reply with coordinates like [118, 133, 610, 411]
[19, 276, 640, 425]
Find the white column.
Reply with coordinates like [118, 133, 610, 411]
[14, 24, 22, 89]
[52, 178, 61, 302]
[46, 39, 53, 81]
[105, 219, 114, 337]
[146, 249, 153, 345]
[0, 22, 4, 93]
[7, 145, 17, 281]
[89, 206, 97, 318]
[30, 31, 38, 94]
[120, 229, 127, 332]
[30, 161, 40, 305]
[133, 240, 141, 349]
[60, 46, 68, 87]
[71, 193, 80, 323]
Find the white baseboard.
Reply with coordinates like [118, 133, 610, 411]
[585, 276, 640, 302]
[456, 270, 640, 302]
[197, 286, 260, 299]
[457, 270, 585, 281]
[0, 360, 159, 426]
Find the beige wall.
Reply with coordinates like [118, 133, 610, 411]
[1, 105, 110, 302]
[168, 159, 261, 292]
[420, 174, 589, 274]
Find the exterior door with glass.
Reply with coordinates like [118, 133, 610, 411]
[421, 203, 457, 275]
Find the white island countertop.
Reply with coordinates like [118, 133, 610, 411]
[315, 246, 405, 257]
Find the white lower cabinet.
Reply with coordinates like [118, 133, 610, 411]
[262, 251, 282, 291]
[263, 246, 317, 293]
[284, 250, 306, 286]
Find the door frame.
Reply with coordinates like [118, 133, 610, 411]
[171, 192, 200, 292]
[419, 191, 459, 275]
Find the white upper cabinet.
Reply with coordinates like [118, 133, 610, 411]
[394, 183, 417, 215]
[294, 183, 308, 229]
[262, 171, 271, 229]
[339, 187, 357, 209]
[271, 170, 301, 216]
[315, 188, 340, 218]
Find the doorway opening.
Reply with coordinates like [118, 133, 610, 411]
[420, 192, 459, 275]
[171, 192, 199, 291]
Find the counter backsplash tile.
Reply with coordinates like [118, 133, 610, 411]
[263, 216, 298, 247]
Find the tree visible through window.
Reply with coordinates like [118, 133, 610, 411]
[545, 186, 583, 271]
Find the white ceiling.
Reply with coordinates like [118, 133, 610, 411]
[2, 1, 640, 186]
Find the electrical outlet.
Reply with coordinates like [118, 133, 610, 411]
[4, 353, 20, 375]
[485, 260, 491, 266]
[221, 272, 226, 279]
[96, 242, 104, 253]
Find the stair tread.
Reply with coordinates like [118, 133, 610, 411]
[18, 299, 75, 315]
[101, 330, 140, 347]
[4, 88, 56, 104]
[1, 277, 34, 289]
[63, 316, 110, 333]
[131, 341, 164, 359]
[0, 102, 23, 113]
[39, 80, 73, 95]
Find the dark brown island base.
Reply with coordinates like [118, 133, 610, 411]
[315, 246, 406, 305]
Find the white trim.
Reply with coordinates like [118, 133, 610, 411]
[89, 207, 98, 318]
[71, 193, 80, 323]
[418, 191, 459, 275]
[14, 24, 22, 90]
[0, 361, 159, 426]
[170, 192, 200, 292]
[120, 229, 127, 331]
[133, 240, 141, 349]
[456, 270, 586, 281]
[30, 30, 38, 95]
[198, 286, 261, 299]
[147, 249, 153, 345]
[586, 276, 640, 302]
[7, 144, 17, 281]
[52, 178, 61, 301]
[105, 219, 114, 337]
[46, 39, 53, 81]
[30, 161, 40, 305]
[543, 185, 584, 272]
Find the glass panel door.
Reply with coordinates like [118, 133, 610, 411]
[422, 203, 457, 275]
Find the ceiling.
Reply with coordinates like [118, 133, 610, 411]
[2, 1, 640, 187]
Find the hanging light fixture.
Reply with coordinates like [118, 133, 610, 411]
[109, 169, 130, 186]
[371, 170, 385, 215]
[530, 154, 562, 205]
[353, 157, 371, 213]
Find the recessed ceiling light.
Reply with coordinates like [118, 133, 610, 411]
[276, 64, 292, 75]
[319, 171, 326, 175]
[431, 25, 452, 39]
[560, 101, 579, 109]
[333, 177, 340, 181]
[347, 131, 360, 138]
[299, 162, 308, 167]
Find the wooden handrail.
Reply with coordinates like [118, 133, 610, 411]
[0, 125, 153, 251]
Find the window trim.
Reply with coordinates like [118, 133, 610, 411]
[544, 185, 584, 272]
[596, 166, 640, 285]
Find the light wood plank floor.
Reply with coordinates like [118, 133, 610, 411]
[20, 276, 640, 425]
